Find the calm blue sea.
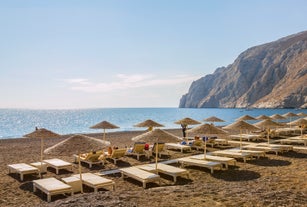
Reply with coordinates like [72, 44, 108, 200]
[0, 108, 306, 139]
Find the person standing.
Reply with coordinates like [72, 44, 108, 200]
[181, 124, 187, 137]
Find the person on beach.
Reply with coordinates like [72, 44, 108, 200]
[181, 124, 187, 137]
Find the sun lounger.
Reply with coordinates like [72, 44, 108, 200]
[227, 149, 266, 158]
[256, 143, 293, 152]
[120, 166, 160, 188]
[137, 163, 189, 182]
[190, 139, 204, 150]
[242, 145, 282, 155]
[8, 163, 39, 181]
[73, 151, 105, 168]
[126, 142, 146, 160]
[33, 177, 73, 202]
[72, 173, 115, 193]
[279, 137, 307, 146]
[165, 143, 192, 153]
[105, 148, 127, 164]
[190, 154, 236, 169]
[229, 134, 261, 141]
[43, 158, 73, 174]
[207, 138, 229, 147]
[177, 157, 222, 173]
[275, 127, 301, 136]
[149, 142, 169, 158]
[210, 150, 252, 162]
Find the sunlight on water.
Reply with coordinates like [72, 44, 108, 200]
[0, 108, 305, 139]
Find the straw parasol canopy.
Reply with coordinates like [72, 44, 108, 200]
[288, 118, 307, 126]
[287, 118, 307, 137]
[283, 112, 299, 118]
[174, 117, 201, 125]
[236, 115, 257, 121]
[297, 112, 307, 117]
[24, 128, 60, 139]
[223, 120, 260, 150]
[24, 128, 60, 178]
[44, 134, 110, 193]
[255, 115, 272, 120]
[223, 120, 260, 132]
[283, 112, 299, 128]
[187, 123, 228, 135]
[132, 128, 181, 172]
[270, 114, 287, 120]
[134, 119, 164, 131]
[187, 124, 228, 158]
[174, 117, 201, 138]
[204, 116, 225, 125]
[132, 128, 181, 143]
[253, 119, 283, 144]
[90, 121, 119, 143]
[44, 134, 110, 155]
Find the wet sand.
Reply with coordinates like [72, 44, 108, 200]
[1, 129, 307, 207]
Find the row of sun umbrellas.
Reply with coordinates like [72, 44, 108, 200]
[23, 112, 307, 188]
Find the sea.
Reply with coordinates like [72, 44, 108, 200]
[0, 108, 306, 139]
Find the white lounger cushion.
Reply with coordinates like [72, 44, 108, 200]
[8, 163, 39, 181]
[120, 167, 160, 188]
[137, 163, 189, 182]
[72, 173, 115, 192]
[178, 157, 222, 173]
[33, 177, 72, 202]
[43, 158, 72, 174]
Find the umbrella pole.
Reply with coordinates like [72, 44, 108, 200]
[204, 138, 207, 159]
[240, 128, 242, 150]
[155, 141, 158, 174]
[103, 129, 106, 143]
[267, 128, 270, 144]
[40, 137, 43, 178]
[78, 154, 83, 193]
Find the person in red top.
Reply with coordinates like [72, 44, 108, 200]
[144, 143, 149, 150]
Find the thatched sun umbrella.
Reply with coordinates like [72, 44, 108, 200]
[134, 119, 164, 131]
[174, 117, 201, 138]
[270, 114, 286, 121]
[131, 128, 181, 172]
[297, 112, 307, 117]
[254, 119, 283, 144]
[236, 115, 257, 122]
[44, 134, 110, 193]
[283, 112, 299, 128]
[204, 116, 225, 125]
[90, 121, 119, 143]
[187, 123, 228, 159]
[256, 115, 272, 120]
[288, 118, 307, 137]
[223, 120, 260, 150]
[24, 128, 60, 178]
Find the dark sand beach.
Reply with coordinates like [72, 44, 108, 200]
[1, 129, 307, 207]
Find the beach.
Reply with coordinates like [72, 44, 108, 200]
[1, 129, 307, 207]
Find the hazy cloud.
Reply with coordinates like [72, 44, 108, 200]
[63, 74, 198, 93]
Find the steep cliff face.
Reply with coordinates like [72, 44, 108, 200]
[179, 31, 307, 108]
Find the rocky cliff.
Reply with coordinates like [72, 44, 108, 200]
[179, 31, 307, 109]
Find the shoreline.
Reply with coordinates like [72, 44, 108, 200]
[1, 129, 307, 206]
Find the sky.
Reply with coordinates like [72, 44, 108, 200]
[0, 0, 306, 109]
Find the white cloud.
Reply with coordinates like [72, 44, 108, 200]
[62, 73, 199, 93]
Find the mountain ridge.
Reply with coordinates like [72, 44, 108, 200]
[179, 31, 307, 109]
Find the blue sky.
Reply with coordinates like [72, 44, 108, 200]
[0, 0, 306, 109]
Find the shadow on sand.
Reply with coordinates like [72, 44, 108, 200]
[212, 169, 261, 181]
[279, 151, 307, 159]
[250, 158, 292, 167]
